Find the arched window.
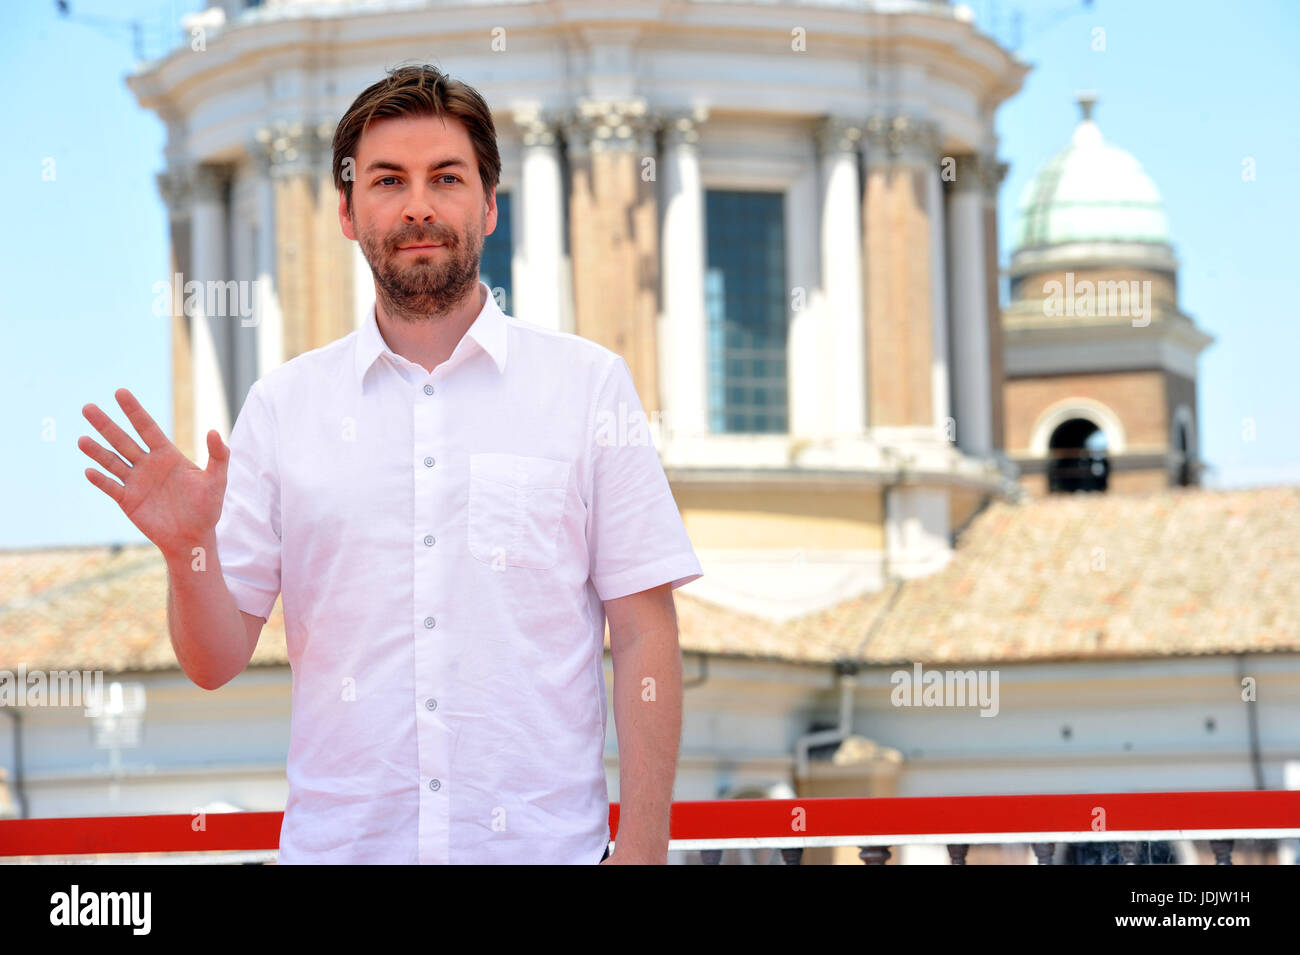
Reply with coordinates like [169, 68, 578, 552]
[1175, 420, 1191, 486]
[1048, 418, 1109, 493]
[1171, 405, 1195, 487]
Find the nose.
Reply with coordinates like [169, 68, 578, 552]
[401, 190, 438, 224]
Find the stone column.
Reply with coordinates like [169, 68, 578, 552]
[190, 163, 233, 468]
[514, 108, 567, 332]
[814, 116, 866, 436]
[352, 240, 373, 329]
[562, 98, 662, 416]
[249, 134, 286, 376]
[657, 108, 709, 441]
[157, 166, 195, 462]
[264, 121, 311, 361]
[262, 120, 351, 360]
[786, 136, 823, 440]
[928, 158, 951, 436]
[983, 157, 1009, 452]
[946, 153, 997, 457]
[860, 115, 942, 431]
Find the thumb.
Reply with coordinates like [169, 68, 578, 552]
[205, 429, 230, 478]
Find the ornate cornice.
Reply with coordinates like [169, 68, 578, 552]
[862, 114, 942, 165]
[814, 115, 863, 157]
[252, 119, 335, 180]
[561, 98, 657, 158]
[983, 157, 1010, 195]
[949, 152, 1008, 197]
[661, 106, 708, 149]
[156, 163, 231, 218]
[156, 166, 193, 220]
[512, 107, 562, 148]
[192, 163, 231, 203]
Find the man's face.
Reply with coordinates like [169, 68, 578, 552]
[340, 114, 497, 316]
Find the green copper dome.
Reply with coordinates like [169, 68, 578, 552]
[1013, 94, 1171, 251]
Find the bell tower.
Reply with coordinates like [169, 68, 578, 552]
[1001, 94, 1213, 494]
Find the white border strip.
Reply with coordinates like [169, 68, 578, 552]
[667, 828, 1300, 850]
[0, 850, 280, 866]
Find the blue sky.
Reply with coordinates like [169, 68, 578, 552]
[1, 0, 1296, 550]
[987, 0, 1300, 494]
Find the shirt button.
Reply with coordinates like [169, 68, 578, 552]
[424, 534, 435, 546]
[424, 616, 435, 629]
[423, 384, 435, 395]
[425, 698, 437, 711]
[429, 778, 441, 791]
[423, 456, 435, 467]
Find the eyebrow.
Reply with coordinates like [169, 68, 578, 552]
[364, 158, 470, 175]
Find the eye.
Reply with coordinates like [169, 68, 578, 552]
[437, 174, 460, 184]
[377, 176, 399, 186]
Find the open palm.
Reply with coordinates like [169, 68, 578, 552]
[79, 388, 230, 558]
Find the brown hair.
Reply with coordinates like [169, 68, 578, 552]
[332, 63, 501, 219]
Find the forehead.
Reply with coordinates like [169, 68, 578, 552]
[356, 113, 472, 159]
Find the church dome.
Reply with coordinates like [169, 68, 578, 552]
[1012, 93, 1171, 251]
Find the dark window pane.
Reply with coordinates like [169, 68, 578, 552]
[703, 190, 789, 434]
[479, 191, 512, 313]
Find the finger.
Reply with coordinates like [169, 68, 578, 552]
[82, 401, 146, 465]
[204, 430, 230, 480]
[114, 388, 171, 454]
[77, 434, 131, 482]
[84, 467, 125, 504]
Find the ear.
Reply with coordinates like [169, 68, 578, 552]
[339, 189, 357, 241]
[483, 186, 498, 238]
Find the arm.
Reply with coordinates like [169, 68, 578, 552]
[164, 529, 266, 691]
[603, 582, 683, 865]
[79, 387, 267, 691]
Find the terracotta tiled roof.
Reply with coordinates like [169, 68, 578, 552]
[0, 545, 290, 674]
[2, 485, 1297, 674]
[836, 484, 1300, 665]
[650, 485, 1300, 665]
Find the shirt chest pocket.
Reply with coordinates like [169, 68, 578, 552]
[467, 453, 572, 570]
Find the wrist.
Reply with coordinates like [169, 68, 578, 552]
[162, 532, 217, 569]
[612, 825, 670, 852]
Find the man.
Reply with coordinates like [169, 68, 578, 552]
[78, 64, 702, 864]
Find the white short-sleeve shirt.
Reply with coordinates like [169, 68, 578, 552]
[214, 281, 702, 864]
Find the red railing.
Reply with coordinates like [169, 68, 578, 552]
[2, 790, 1298, 863]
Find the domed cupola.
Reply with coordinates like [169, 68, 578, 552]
[1010, 92, 1177, 282]
[1000, 93, 1213, 497]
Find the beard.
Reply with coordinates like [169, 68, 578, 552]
[358, 209, 484, 320]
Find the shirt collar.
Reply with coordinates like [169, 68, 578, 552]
[355, 280, 508, 386]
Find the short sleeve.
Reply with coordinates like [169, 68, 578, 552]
[586, 356, 703, 602]
[214, 379, 282, 620]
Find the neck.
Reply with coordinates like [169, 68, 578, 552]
[374, 280, 485, 374]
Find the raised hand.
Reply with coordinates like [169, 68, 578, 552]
[79, 388, 230, 559]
